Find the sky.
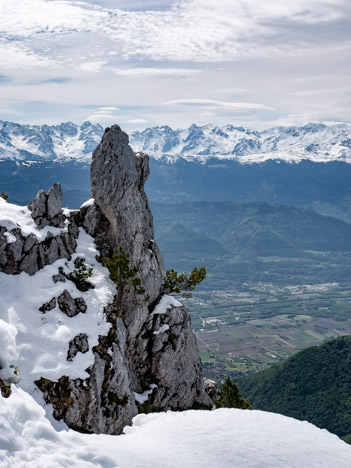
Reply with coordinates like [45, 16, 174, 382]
[0, 0, 350, 131]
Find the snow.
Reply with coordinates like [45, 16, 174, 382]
[4, 231, 16, 244]
[151, 294, 182, 316]
[0, 320, 19, 385]
[153, 324, 170, 335]
[0, 228, 115, 401]
[80, 198, 94, 208]
[0, 198, 67, 241]
[133, 384, 157, 404]
[1, 386, 351, 468]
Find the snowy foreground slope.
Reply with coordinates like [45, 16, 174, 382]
[1, 386, 351, 468]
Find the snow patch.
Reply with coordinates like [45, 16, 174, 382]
[133, 384, 157, 404]
[4, 231, 16, 244]
[153, 324, 170, 335]
[0, 197, 68, 241]
[151, 295, 182, 316]
[80, 198, 94, 208]
[0, 320, 19, 386]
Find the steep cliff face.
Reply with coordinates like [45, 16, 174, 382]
[0, 125, 211, 435]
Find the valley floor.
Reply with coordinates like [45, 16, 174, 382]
[190, 282, 351, 379]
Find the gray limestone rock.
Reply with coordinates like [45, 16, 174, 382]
[47, 183, 63, 218]
[0, 185, 79, 276]
[67, 333, 89, 361]
[29, 190, 47, 219]
[91, 125, 164, 307]
[58, 290, 87, 317]
[39, 297, 56, 313]
[52, 267, 66, 283]
[204, 379, 219, 401]
[28, 183, 65, 228]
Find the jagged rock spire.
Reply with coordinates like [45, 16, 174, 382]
[90, 125, 164, 305]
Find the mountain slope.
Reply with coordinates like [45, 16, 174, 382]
[152, 201, 351, 289]
[238, 335, 351, 437]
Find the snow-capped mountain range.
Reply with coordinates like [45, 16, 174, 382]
[0, 120, 104, 162]
[1, 120, 351, 164]
[131, 122, 351, 164]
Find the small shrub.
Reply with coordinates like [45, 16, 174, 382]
[103, 247, 146, 304]
[0, 192, 8, 201]
[69, 258, 94, 292]
[214, 377, 252, 410]
[72, 258, 93, 283]
[162, 266, 206, 297]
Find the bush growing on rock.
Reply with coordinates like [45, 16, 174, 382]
[72, 258, 93, 283]
[0, 192, 8, 201]
[103, 247, 147, 304]
[162, 266, 206, 297]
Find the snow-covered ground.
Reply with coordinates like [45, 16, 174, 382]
[0, 229, 114, 387]
[1, 386, 351, 468]
[0, 198, 116, 424]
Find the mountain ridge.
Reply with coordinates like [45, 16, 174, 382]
[1, 120, 351, 164]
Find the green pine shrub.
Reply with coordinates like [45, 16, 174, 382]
[214, 377, 252, 410]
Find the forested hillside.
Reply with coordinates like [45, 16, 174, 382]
[238, 336, 351, 438]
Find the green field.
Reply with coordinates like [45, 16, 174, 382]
[189, 282, 351, 380]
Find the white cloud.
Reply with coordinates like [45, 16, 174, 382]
[80, 61, 106, 72]
[111, 68, 201, 78]
[126, 119, 148, 123]
[0, 42, 55, 69]
[164, 99, 274, 112]
[0, 0, 108, 38]
[1, 0, 349, 65]
[99, 106, 120, 111]
[87, 106, 119, 122]
[0, 0, 350, 127]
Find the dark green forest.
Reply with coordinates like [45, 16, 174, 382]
[238, 335, 351, 438]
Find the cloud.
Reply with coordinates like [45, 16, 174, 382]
[126, 119, 148, 124]
[0, 0, 350, 127]
[111, 68, 201, 78]
[0, 42, 55, 69]
[1, 0, 349, 65]
[80, 61, 106, 72]
[164, 99, 274, 112]
[87, 106, 119, 122]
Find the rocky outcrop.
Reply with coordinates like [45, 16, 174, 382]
[39, 297, 56, 313]
[57, 290, 87, 317]
[5, 125, 212, 434]
[0, 184, 79, 276]
[28, 183, 65, 228]
[67, 334, 89, 361]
